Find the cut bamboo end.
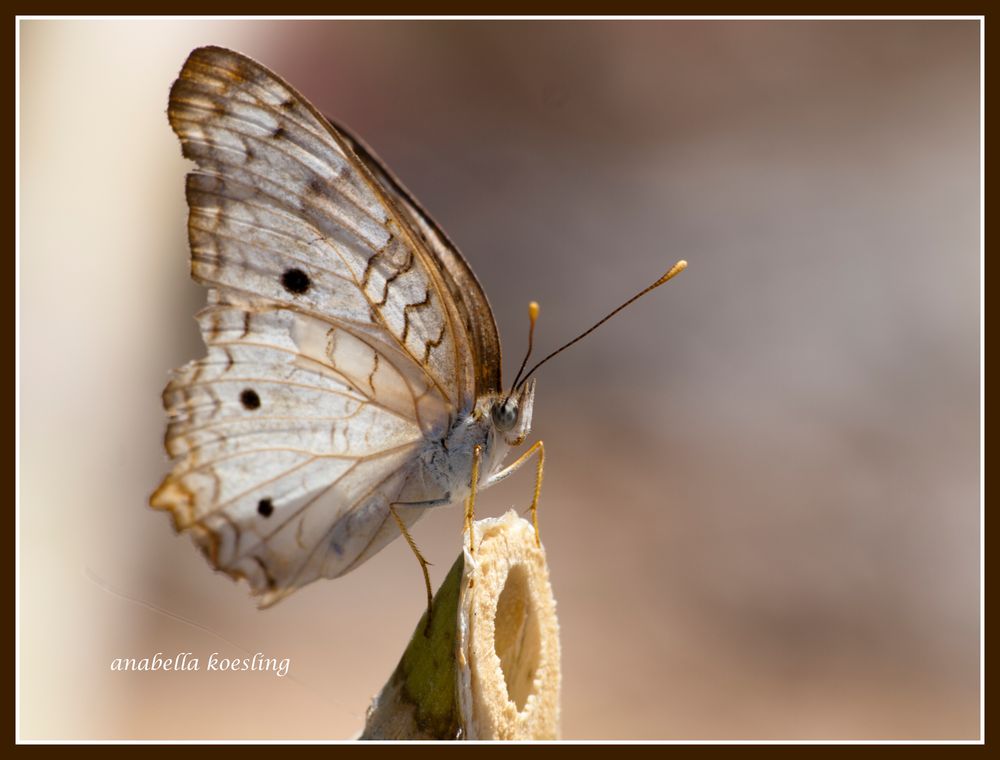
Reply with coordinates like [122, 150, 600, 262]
[361, 511, 561, 740]
[458, 510, 561, 740]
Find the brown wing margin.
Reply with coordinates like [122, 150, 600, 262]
[328, 118, 504, 397]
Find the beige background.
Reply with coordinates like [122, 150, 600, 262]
[19, 19, 980, 740]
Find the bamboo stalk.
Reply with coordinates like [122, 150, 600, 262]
[361, 511, 561, 740]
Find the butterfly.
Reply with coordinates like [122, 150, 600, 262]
[151, 45, 686, 611]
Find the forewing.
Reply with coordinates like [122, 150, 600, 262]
[332, 120, 504, 396]
[153, 46, 474, 603]
[167, 45, 476, 415]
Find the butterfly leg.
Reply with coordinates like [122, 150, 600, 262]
[389, 505, 434, 634]
[463, 444, 483, 555]
[484, 440, 545, 547]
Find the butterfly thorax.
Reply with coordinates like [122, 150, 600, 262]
[406, 380, 536, 506]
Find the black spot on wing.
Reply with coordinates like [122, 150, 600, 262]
[240, 388, 261, 410]
[257, 498, 274, 517]
[281, 268, 311, 294]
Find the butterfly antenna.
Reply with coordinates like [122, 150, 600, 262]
[509, 301, 540, 395]
[516, 260, 688, 390]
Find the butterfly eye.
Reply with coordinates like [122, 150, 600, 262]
[491, 399, 518, 432]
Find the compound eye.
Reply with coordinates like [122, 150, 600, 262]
[491, 399, 518, 432]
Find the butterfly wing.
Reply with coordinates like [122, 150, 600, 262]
[331, 120, 503, 397]
[152, 45, 484, 605]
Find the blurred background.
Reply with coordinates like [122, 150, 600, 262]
[19, 19, 980, 740]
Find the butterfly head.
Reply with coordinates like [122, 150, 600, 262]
[490, 379, 535, 446]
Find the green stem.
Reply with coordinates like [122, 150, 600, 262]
[360, 553, 465, 740]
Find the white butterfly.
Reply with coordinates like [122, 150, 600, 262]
[151, 46, 685, 610]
